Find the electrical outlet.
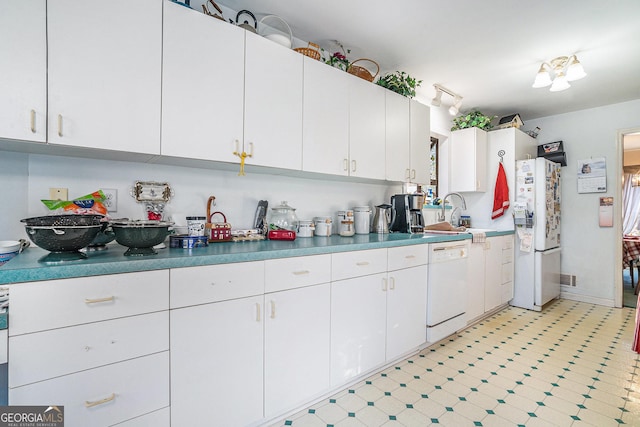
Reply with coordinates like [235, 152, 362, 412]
[49, 187, 68, 201]
[100, 188, 118, 212]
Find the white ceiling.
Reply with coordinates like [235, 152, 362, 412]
[217, 0, 640, 125]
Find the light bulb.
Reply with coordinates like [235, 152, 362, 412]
[532, 64, 552, 88]
[550, 71, 570, 92]
[566, 55, 586, 81]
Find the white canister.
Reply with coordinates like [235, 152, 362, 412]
[353, 206, 372, 234]
[186, 216, 206, 236]
[313, 217, 332, 237]
[298, 220, 315, 238]
[337, 210, 355, 237]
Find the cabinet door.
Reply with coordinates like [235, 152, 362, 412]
[330, 273, 387, 387]
[0, 0, 46, 142]
[264, 284, 330, 418]
[170, 296, 264, 426]
[348, 75, 386, 179]
[484, 237, 503, 312]
[449, 127, 487, 192]
[410, 100, 431, 184]
[386, 265, 427, 361]
[47, 0, 162, 154]
[466, 243, 486, 322]
[385, 91, 410, 182]
[161, 1, 244, 162]
[302, 58, 350, 176]
[244, 32, 302, 170]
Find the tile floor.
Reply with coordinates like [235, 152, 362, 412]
[272, 299, 640, 426]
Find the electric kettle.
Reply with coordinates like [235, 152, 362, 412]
[372, 204, 391, 234]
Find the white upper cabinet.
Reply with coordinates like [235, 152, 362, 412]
[349, 75, 386, 180]
[449, 127, 488, 192]
[244, 32, 303, 171]
[410, 100, 431, 184]
[47, 0, 162, 154]
[0, 0, 46, 142]
[302, 58, 350, 176]
[385, 91, 411, 182]
[161, 2, 244, 162]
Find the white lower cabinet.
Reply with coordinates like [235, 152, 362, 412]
[264, 283, 331, 418]
[170, 295, 264, 426]
[467, 235, 516, 323]
[112, 408, 170, 427]
[330, 272, 388, 387]
[8, 271, 170, 426]
[10, 352, 169, 427]
[386, 265, 428, 361]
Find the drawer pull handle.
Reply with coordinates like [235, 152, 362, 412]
[292, 270, 310, 276]
[343, 159, 348, 171]
[390, 277, 396, 290]
[405, 255, 416, 259]
[85, 393, 115, 408]
[57, 114, 63, 137]
[30, 109, 36, 133]
[356, 261, 369, 266]
[84, 296, 114, 304]
[255, 303, 261, 322]
[382, 278, 387, 291]
[351, 160, 357, 172]
[270, 300, 276, 319]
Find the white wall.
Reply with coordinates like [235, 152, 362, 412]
[24, 154, 397, 233]
[527, 99, 640, 306]
[0, 151, 29, 240]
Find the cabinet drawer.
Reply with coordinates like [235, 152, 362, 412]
[9, 311, 168, 388]
[112, 407, 170, 427]
[501, 263, 513, 284]
[265, 254, 331, 293]
[331, 249, 387, 281]
[502, 247, 513, 264]
[9, 351, 169, 427]
[170, 261, 264, 308]
[501, 281, 514, 303]
[388, 245, 428, 271]
[9, 270, 169, 336]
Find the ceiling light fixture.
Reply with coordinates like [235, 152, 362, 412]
[432, 84, 463, 115]
[448, 97, 462, 116]
[532, 54, 586, 92]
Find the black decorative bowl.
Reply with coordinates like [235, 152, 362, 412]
[111, 220, 174, 256]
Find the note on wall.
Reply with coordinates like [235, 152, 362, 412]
[599, 196, 613, 227]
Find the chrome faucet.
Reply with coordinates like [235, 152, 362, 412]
[438, 192, 467, 222]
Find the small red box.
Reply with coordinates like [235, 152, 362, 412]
[268, 230, 296, 241]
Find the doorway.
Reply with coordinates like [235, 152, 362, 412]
[620, 129, 640, 308]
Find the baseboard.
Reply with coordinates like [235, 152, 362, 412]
[559, 291, 615, 307]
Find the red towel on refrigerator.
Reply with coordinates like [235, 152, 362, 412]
[491, 162, 509, 219]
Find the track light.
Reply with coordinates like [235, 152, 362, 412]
[448, 97, 462, 116]
[532, 54, 586, 92]
[432, 84, 463, 115]
[431, 88, 443, 107]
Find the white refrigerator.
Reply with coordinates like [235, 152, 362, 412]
[512, 158, 562, 311]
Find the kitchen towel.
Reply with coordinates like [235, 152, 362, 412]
[492, 162, 509, 220]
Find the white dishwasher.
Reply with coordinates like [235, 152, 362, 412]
[426, 240, 469, 343]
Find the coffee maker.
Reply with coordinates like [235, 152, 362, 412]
[389, 194, 425, 233]
[409, 194, 425, 233]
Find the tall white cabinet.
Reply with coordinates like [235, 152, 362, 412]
[0, 0, 46, 143]
[449, 127, 488, 192]
[462, 128, 538, 229]
[47, 0, 162, 154]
